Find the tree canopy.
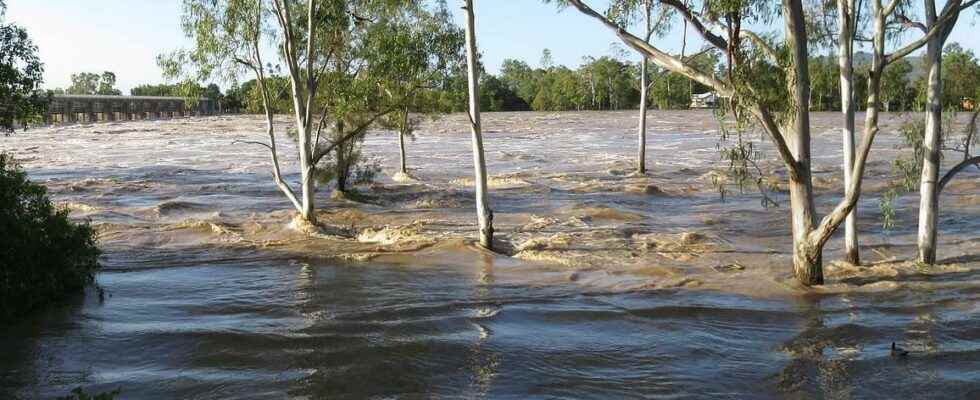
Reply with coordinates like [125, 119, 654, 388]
[0, 5, 47, 131]
[64, 71, 122, 95]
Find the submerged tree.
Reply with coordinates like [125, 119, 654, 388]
[370, 1, 465, 179]
[167, 0, 463, 224]
[162, 0, 312, 220]
[608, 0, 673, 173]
[462, 0, 494, 249]
[834, 0, 861, 264]
[553, 0, 963, 285]
[913, 2, 980, 264]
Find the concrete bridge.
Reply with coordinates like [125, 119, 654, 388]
[44, 95, 218, 124]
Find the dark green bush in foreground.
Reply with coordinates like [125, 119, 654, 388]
[0, 152, 100, 320]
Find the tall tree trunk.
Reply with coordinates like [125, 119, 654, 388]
[274, 0, 317, 225]
[638, 57, 648, 173]
[838, 0, 860, 265]
[298, 133, 316, 223]
[463, 0, 494, 250]
[336, 122, 348, 193]
[918, 1, 943, 264]
[785, 0, 822, 285]
[399, 108, 409, 175]
[636, 1, 651, 174]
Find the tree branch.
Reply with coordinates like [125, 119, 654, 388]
[563, 0, 732, 96]
[232, 139, 273, 150]
[745, 104, 803, 180]
[894, 14, 926, 33]
[709, 21, 779, 62]
[938, 156, 980, 193]
[659, 0, 730, 51]
[312, 108, 396, 164]
[884, 0, 965, 65]
[808, 125, 879, 250]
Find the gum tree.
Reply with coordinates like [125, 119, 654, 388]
[835, 0, 861, 264]
[911, 0, 980, 263]
[608, 0, 673, 173]
[167, 0, 462, 225]
[553, 0, 964, 285]
[371, 2, 465, 179]
[162, 0, 311, 220]
[462, 0, 494, 249]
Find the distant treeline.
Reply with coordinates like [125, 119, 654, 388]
[809, 44, 980, 112]
[110, 42, 979, 115]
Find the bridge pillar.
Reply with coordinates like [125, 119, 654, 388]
[87, 99, 96, 123]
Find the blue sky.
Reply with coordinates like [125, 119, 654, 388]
[6, 1, 980, 94]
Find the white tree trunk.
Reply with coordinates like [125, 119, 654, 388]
[918, 3, 943, 264]
[638, 57, 648, 173]
[399, 109, 408, 175]
[297, 129, 316, 223]
[244, 8, 303, 219]
[636, 1, 651, 174]
[838, 0, 859, 265]
[273, 0, 317, 224]
[463, 0, 494, 250]
[784, 0, 823, 285]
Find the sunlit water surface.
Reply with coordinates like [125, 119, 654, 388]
[1, 111, 978, 398]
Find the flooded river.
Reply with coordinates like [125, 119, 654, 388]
[1, 111, 978, 398]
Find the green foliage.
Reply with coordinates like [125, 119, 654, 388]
[130, 83, 182, 96]
[495, 54, 643, 111]
[881, 59, 914, 112]
[0, 153, 101, 320]
[304, 1, 465, 188]
[911, 43, 980, 112]
[66, 71, 121, 95]
[316, 132, 382, 193]
[894, 118, 926, 191]
[480, 74, 528, 111]
[939, 43, 980, 109]
[893, 111, 960, 191]
[0, 14, 48, 131]
[225, 77, 291, 114]
[808, 55, 839, 111]
[878, 188, 898, 234]
[130, 81, 225, 109]
[712, 106, 778, 208]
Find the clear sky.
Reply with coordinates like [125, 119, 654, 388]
[6, 0, 980, 94]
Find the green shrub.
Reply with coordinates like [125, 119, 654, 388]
[0, 152, 100, 320]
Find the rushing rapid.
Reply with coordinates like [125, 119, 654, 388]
[1, 111, 978, 398]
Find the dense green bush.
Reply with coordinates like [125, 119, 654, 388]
[0, 153, 100, 320]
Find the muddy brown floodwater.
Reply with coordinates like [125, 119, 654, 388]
[1, 110, 978, 399]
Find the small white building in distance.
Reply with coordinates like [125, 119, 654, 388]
[690, 92, 719, 109]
